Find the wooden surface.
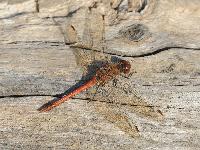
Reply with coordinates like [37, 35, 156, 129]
[0, 0, 200, 149]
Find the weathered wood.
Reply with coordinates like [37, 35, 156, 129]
[0, 94, 200, 149]
[0, 43, 82, 96]
[0, 0, 200, 149]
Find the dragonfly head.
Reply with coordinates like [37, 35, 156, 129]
[118, 60, 131, 74]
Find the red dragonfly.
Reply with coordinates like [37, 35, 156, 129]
[38, 60, 131, 112]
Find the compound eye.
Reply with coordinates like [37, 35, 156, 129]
[120, 60, 131, 74]
[124, 66, 130, 74]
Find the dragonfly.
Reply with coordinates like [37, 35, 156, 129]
[38, 19, 163, 137]
[38, 59, 131, 112]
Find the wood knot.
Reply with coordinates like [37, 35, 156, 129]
[119, 24, 150, 42]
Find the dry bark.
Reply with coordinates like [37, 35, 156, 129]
[0, 0, 200, 149]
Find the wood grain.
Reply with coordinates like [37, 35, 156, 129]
[0, 0, 200, 149]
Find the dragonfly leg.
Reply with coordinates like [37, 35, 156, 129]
[112, 78, 119, 87]
[85, 88, 93, 103]
[121, 71, 135, 79]
[91, 84, 101, 101]
[86, 83, 101, 103]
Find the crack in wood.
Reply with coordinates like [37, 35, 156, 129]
[136, 0, 148, 13]
[0, 12, 29, 20]
[42, 7, 82, 19]
[70, 44, 200, 58]
[35, 0, 39, 13]
[7, 41, 65, 45]
[0, 94, 157, 108]
[7, 40, 199, 57]
[0, 94, 56, 98]
[130, 46, 200, 58]
[0, 94, 186, 111]
[0, 93, 157, 107]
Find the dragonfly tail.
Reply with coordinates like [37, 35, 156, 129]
[38, 76, 97, 112]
